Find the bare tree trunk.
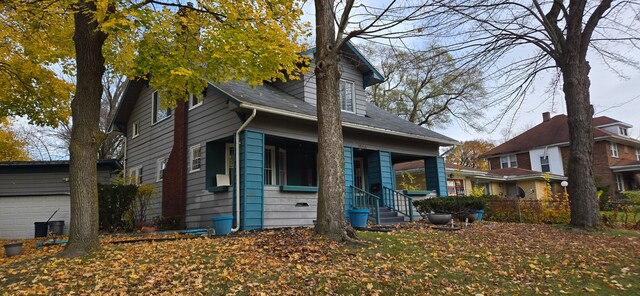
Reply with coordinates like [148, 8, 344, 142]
[314, 0, 356, 241]
[62, 0, 107, 257]
[562, 62, 599, 227]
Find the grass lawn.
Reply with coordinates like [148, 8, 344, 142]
[1, 222, 639, 295]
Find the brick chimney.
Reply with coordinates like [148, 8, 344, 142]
[162, 99, 188, 227]
[542, 112, 551, 122]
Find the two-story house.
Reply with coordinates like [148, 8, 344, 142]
[109, 43, 459, 231]
[481, 112, 640, 199]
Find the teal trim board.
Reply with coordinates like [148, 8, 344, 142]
[343, 146, 354, 218]
[424, 156, 447, 196]
[379, 151, 394, 206]
[240, 130, 264, 230]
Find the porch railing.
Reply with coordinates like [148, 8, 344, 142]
[350, 185, 381, 224]
[382, 186, 414, 222]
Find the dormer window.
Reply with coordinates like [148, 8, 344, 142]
[619, 127, 629, 136]
[339, 80, 355, 113]
[500, 155, 517, 168]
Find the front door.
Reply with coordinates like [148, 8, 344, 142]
[354, 157, 365, 190]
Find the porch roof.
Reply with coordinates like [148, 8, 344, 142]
[212, 80, 459, 146]
[611, 160, 640, 172]
[479, 168, 567, 181]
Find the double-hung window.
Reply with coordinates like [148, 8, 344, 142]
[189, 93, 203, 109]
[152, 91, 172, 124]
[636, 148, 640, 161]
[339, 80, 355, 113]
[500, 155, 517, 168]
[132, 121, 140, 138]
[264, 146, 276, 185]
[611, 143, 619, 158]
[157, 158, 167, 181]
[129, 166, 143, 185]
[189, 145, 202, 172]
[540, 156, 550, 172]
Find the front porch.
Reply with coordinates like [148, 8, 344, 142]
[202, 130, 448, 230]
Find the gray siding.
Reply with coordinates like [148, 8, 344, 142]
[185, 190, 233, 228]
[126, 85, 175, 219]
[300, 60, 368, 116]
[185, 86, 242, 228]
[263, 186, 317, 228]
[0, 170, 114, 196]
[126, 84, 242, 226]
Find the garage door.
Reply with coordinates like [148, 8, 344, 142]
[0, 195, 70, 239]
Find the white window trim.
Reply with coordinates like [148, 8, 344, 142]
[500, 155, 518, 168]
[189, 145, 202, 173]
[225, 143, 234, 178]
[278, 149, 287, 186]
[540, 155, 550, 172]
[339, 80, 356, 113]
[611, 143, 619, 158]
[132, 121, 140, 138]
[619, 127, 628, 136]
[264, 146, 276, 185]
[151, 91, 172, 125]
[128, 165, 142, 185]
[636, 148, 640, 161]
[188, 93, 203, 110]
[156, 158, 167, 182]
[615, 173, 625, 192]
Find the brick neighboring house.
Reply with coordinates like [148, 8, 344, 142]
[481, 112, 640, 199]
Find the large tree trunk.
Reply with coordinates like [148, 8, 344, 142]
[62, 0, 108, 257]
[562, 61, 600, 228]
[313, 0, 354, 241]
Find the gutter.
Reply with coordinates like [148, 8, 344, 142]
[232, 109, 257, 232]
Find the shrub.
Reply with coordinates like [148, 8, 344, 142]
[597, 185, 611, 211]
[98, 183, 138, 232]
[414, 196, 488, 218]
[153, 216, 182, 230]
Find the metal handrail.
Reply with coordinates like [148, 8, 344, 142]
[350, 185, 381, 224]
[382, 186, 414, 222]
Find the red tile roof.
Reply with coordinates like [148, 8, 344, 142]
[482, 115, 618, 157]
[592, 116, 619, 126]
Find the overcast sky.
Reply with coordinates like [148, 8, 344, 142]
[301, 1, 640, 144]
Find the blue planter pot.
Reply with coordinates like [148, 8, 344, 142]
[211, 215, 233, 236]
[348, 209, 369, 228]
[476, 210, 484, 221]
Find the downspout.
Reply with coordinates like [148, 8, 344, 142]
[232, 109, 257, 232]
[122, 135, 127, 177]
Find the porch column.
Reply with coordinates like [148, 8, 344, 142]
[240, 130, 264, 230]
[344, 146, 354, 218]
[424, 156, 447, 196]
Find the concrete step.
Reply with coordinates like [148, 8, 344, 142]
[379, 216, 405, 224]
[378, 211, 398, 218]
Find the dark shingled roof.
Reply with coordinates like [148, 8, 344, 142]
[481, 115, 622, 157]
[213, 80, 458, 145]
